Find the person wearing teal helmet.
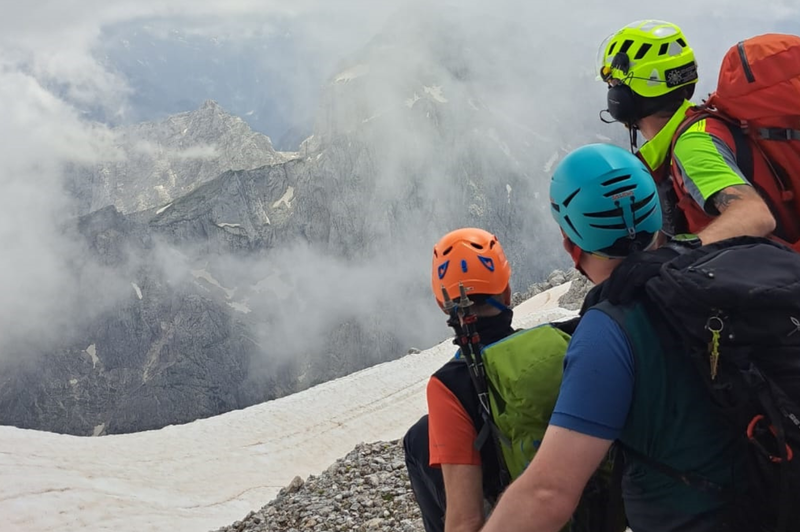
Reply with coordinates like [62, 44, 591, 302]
[480, 143, 748, 532]
[596, 20, 776, 249]
[549, 143, 661, 280]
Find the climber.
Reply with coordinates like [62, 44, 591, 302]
[403, 227, 625, 532]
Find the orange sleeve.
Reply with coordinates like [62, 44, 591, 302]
[427, 375, 481, 467]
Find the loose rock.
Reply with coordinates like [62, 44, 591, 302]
[211, 440, 424, 532]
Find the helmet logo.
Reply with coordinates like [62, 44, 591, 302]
[665, 62, 697, 88]
[611, 190, 635, 200]
[478, 256, 495, 272]
[461, 259, 468, 273]
[437, 260, 450, 280]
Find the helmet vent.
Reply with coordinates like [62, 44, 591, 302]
[469, 242, 485, 250]
[658, 43, 669, 56]
[583, 205, 624, 219]
[635, 204, 659, 225]
[619, 39, 634, 54]
[632, 191, 657, 211]
[563, 189, 580, 208]
[589, 221, 628, 230]
[442, 246, 453, 256]
[634, 43, 652, 60]
[601, 174, 630, 186]
[564, 215, 582, 239]
[489, 240, 496, 249]
[677, 38, 686, 47]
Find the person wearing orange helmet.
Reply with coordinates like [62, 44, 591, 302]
[402, 228, 625, 532]
[403, 228, 516, 532]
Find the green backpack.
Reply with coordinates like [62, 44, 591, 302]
[482, 324, 569, 479]
[480, 323, 627, 532]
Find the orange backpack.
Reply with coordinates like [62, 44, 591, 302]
[668, 33, 800, 250]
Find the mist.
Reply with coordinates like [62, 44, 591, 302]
[0, 0, 797, 431]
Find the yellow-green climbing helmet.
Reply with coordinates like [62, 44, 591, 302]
[596, 20, 698, 98]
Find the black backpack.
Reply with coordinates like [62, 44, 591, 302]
[589, 236, 800, 532]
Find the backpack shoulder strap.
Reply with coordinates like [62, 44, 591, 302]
[550, 315, 581, 336]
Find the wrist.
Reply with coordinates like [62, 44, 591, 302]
[669, 233, 703, 249]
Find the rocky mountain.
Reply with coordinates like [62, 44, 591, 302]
[65, 100, 293, 216]
[0, 5, 613, 436]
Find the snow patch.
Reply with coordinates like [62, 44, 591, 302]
[334, 64, 369, 83]
[272, 186, 295, 209]
[69, 379, 78, 386]
[215, 222, 242, 229]
[544, 151, 560, 173]
[423, 85, 448, 103]
[93, 423, 105, 437]
[227, 301, 251, 314]
[131, 283, 142, 300]
[405, 93, 420, 109]
[361, 112, 386, 124]
[595, 133, 613, 142]
[85, 344, 99, 369]
[156, 202, 173, 215]
[506, 184, 512, 204]
[191, 269, 235, 299]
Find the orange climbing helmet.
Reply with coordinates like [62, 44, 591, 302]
[431, 228, 512, 306]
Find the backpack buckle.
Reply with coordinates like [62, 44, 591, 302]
[746, 414, 794, 463]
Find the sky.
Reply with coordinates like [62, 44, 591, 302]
[0, 0, 797, 394]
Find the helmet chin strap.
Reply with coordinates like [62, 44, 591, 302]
[598, 108, 639, 153]
[628, 125, 638, 152]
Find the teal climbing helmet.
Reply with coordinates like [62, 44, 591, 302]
[549, 143, 662, 256]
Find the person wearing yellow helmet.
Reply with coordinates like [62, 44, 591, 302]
[596, 20, 776, 248]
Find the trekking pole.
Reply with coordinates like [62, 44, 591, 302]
[441, 283, 512, 487]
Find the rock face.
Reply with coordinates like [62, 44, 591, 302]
[512, 269, 593, 310]
[211, 441, 424, 532]
[66, 100, 292, 216]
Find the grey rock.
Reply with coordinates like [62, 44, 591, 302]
[212, 440, 425, 532]
[286, 476, 305, 494]
[511, 268, 590, 309]
[66, 100, 290, 216]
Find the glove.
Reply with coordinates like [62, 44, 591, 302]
[603, 245, 683, 305]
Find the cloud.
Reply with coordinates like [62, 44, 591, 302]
[0, 69, 127, 356]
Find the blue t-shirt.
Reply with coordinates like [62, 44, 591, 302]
[549, 309, 634, 440]
[549, 308, 740, 532]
